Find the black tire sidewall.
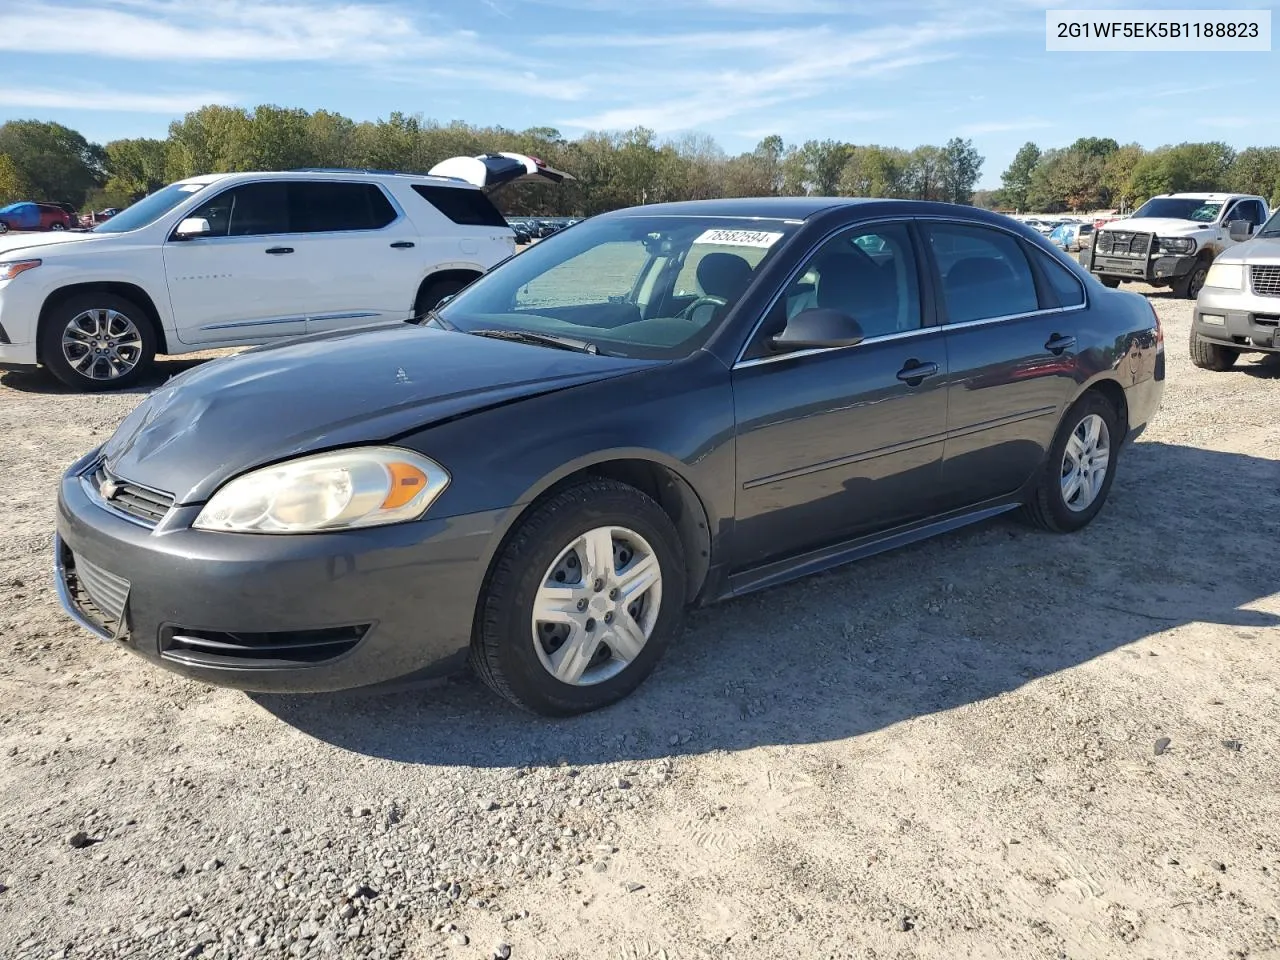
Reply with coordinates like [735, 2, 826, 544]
[1041, 393, 1121, 532]
[414, 278, 469, 316]
[478, 482, 687, 715]
[41, 293, 156, 391]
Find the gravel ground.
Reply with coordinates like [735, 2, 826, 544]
[1, 290, 1278, 960]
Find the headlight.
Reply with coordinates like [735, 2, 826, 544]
[1155, 236, 1196, 255]
[0, 259, 41, 281]
[192, 447, 450, 534]
[1204, 262, 1245, 290]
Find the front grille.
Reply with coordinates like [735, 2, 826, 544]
[160, 625, 369, 668]
[1096, 230, 1152, 258]
[86, 461, 175, 526]
[60, 542, 130, 637]
[1250, 265, 1280, 298]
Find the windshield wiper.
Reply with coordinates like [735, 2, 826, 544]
[469, 328, 601, 355]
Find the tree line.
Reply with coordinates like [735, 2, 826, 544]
[4, 104, 1276, 218]
[0, 104, 985, 216]
[993, 137, 1280, 214]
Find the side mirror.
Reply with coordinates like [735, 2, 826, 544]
[771, 308, 865, 352]
[1227, 219, 1252, 242]
[173, 217, 211, 240]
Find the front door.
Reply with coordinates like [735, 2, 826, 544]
[164, 181, 308, 344]
[919, 219, 1082, 509]
[731, 221, 949, 570]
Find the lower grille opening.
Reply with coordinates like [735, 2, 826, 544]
[59, 540, 129, 639]
[160, 624, 370, 669]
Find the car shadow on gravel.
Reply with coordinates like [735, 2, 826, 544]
[0, 357, 214, 394]
[254, 441, 1280, 769]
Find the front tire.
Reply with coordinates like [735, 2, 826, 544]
[1098, 276, 1121, 288]
[1172, 259, 1209, 299]
[471, 478, 687, 716]
[40, 293, 156, 391]
[1020, 392, 1121, 533]
[1189, 330, 1239, 371]
[413, 276, 472, 318]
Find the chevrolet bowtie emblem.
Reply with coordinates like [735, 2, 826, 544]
[99, 479, 120, 500]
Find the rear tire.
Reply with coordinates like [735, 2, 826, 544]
[1020, 391, 1121, 534]
[470, 478, 687, 716]
[412, 276, 473, 318]
[1189, 330, 1239, 371]
[40, 292, 156, 391]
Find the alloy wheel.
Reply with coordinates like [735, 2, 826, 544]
[61, 309, 145, 381]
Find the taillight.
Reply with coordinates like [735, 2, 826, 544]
[1150, 300, 1163, 349]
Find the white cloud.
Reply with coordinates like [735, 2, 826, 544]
[0, 86, 236, 112]
[958, 118, 1053, 135]
[0, 0, 495, 62]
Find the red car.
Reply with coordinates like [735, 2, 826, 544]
[0, 201, 76, 231]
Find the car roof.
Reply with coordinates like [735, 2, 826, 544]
[174, 169, 479, 190]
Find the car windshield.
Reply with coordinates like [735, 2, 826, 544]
[433, 214, 800, 359]
[1256, 209, 1280, 238]
[91, 181, 209, 234]
[1130, 198, 1223, 222]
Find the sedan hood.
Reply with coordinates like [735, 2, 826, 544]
[99, 323, 655, 504]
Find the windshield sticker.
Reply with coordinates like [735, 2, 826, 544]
[694, 228, 784, 248]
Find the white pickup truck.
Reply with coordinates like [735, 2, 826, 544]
[0, 152, 572, 390]
[1086, 192, 1270, 299]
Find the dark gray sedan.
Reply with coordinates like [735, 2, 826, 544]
[54, 198, 1166, 715]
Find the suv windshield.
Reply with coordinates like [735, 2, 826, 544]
[434, 215, 799, 359]
[1257, 210, 1280, 238]
[91, 181, 209, 234]
[1130, 198, 1223, 222]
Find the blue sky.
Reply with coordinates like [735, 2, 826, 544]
[0, 0, 1275, 188]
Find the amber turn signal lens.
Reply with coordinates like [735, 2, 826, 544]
[381, 462, 429, 509]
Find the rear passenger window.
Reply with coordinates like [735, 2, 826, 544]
[412, 184, 508, 227]
[290, 182, 397, 232]
[924, 222, 1039, 323]
[1036, 251, 1085, 308]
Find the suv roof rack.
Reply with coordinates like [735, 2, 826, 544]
[289, 166, 467, 183]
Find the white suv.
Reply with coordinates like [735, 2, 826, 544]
[0, 152, 571, 390]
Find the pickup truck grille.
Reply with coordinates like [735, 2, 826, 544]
[1250, 265, 1280, 298]
[1096, 230, 1152, 258]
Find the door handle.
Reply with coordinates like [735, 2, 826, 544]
[1045, 333, 1076, 354]
[265, 246, 294, 255]
[896, 360, 939, 385]
[390, 241, 415, 249]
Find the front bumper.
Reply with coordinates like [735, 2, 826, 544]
[0, 278, 40, 369]
[1194, 286, 1280, 353]
[1090, 252, 1197, 283]
[54, 449, 509, 692]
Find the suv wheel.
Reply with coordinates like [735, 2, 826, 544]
[1020, 391, 1121, 534]
[470, 478, 687, 716]
[1189, 329, 1239, 371]
[50, 222, 66, 231]
[40, 293, 157, 391]
[1099, 277, 1121, 288]
[413, 277, 472, 318]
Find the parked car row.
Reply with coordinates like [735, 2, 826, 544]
[0, 201, 77, 232]
[48, 194, 1165, 716]
[507, 215, 583, 244]
[0, 152, 574, 390]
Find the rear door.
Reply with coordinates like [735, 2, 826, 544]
[921, 220, 1082, 509]
[289, 180, 420, 335]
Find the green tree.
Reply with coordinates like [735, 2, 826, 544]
[783, 139, 853, 195]
[904, 145, 946, 201]
[1103, 144, 1144, 212]
[941, 137, 983, 204]
[999, 141, 1041, 212]
[103, 138, 169, 201]
[0, 120, 104, 207]
[1228, 147, 1280, 201]
[0, 153, 31, 204]
[839, 145, 910, 198]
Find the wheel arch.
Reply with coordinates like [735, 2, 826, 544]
[413, 268, 484, 313]
[37, 282, 168, 360]
[478, 451, 715, 615]
[1074, 376, 1130, 444]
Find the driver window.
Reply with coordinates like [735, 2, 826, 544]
[746, 222, 921, 359]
